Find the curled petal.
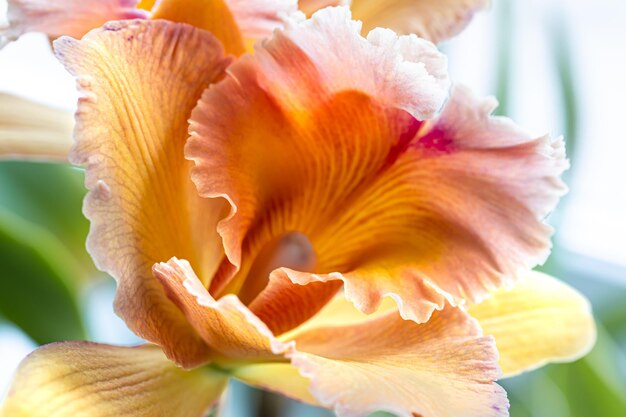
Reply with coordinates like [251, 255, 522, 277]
[470, 270, 596, 377]
[1, 0, 147, 46]
[257, 7, 449, 120]
[238, 299, 508, 417]
[0, 94, 74, 161]
[350, 0, 490, 43]
[1, 342, 227, 417]
[55, 20, 232, 368]
[153, 257, 291, 361]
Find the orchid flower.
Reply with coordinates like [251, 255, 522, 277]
[0, 5, 595, 417]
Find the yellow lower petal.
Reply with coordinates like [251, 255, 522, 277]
[469, 270, 596, 378]
[0, 94, 74, 161]
[0, 342, 227, 417]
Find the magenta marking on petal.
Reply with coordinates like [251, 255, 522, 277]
[415, 125, 455, 153]
[385, 111, 423, 167]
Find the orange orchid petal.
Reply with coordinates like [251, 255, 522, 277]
[281, 85, 567, 322]
[152, 0, 298, 55]
[349, 0, 490, 43]
[470, 270, 596, 378]
[153, 257, 289, 361]
[188, 7, 448, 330]
[54, 20, 233, 368]
[0, 93, 74, 161]
[1, 342, 227, 417]
[0, 0, 147, 46]
[189, 6, 564, 328]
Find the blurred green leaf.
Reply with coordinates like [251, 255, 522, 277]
[0, 207, 85, 344]
[0, 161, 95, 282]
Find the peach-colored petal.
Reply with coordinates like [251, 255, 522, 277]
[0, 93, 74, 161]
[0, 342, 227, 417]
[349, 0, 489, 43]
[298, 0, 349, 16]
[188, 8, 448, 331]
[0, 0, 147, 46]
[281, 85, 566, 322]
[152, 0, 297, 55]
[470, 270, 596, 377]
[254, 7, 449, 120]
[236, 301, 507, 417]
[153, 257, 290, 361]
[55, 20, 233, 368]
[189, 10, 565, 327]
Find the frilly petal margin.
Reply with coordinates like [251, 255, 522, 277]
[0, 0, 147, 47]
[469, 270, 596, 378]
[188, 7, 449, 325]
[0, 93, 74, 161]
[55, 19, 233, 368]
[272, 85, 568, 324]
[0, 343, 227, 417]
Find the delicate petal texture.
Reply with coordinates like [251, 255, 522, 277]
[189, 8, 447, 330]
[257, 7, 449, 120]
[285, 86, 567, 322]
[350, 0, 490, 43]
[226, 0, 298, 39]
[190, 14, 565, 326]
[0, 94, 74, 161]
[290, 307, 507, 417]
[153, 258, 290, 361]
[55, 20, 233, 368]
[0, 0, 147, 45]
[470, 270, 597, 377]
[151, 0, 246, 55]
[152, 0, 298, 55]
[0, 342, 227, 417]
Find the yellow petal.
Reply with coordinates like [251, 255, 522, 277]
[0, 94, 74, 161]
[469, 270, 597, 378]
[0, 342, 227, 417]
[54, 20, 233, 368]
[152, 0, 297, 55]
[350, 0, 490, 43]
[1, 0, 147, 45]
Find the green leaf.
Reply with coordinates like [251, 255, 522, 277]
[0, 208, 86, 344]
[0, 161, 96, 284]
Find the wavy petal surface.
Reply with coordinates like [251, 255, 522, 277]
[350, 0, 489, 43]
[0, 342, 227, 417]
[189, 8, 565, 327]
[238, 300, 508, 417]
[1, 0, 146, 45]
[470, 270, 596, 377]
[55, 20, 233, 368]
[188, 7, 448, 331]
[0, 94, 74, 161]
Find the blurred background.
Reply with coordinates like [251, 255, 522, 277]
[0, 0, 625, 416]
